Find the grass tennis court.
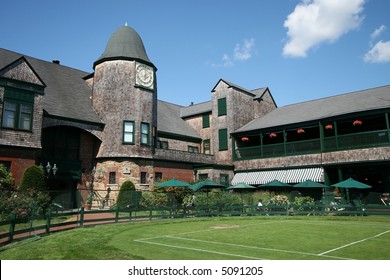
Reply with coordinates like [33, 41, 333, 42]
[0, 216, 389, 260]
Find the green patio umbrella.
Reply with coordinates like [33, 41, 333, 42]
[227, 183, 256, 190]
[260, 179, 291, 188]
[155, 178, 192, 187]
[332, 178, 372, 203]
[293, 180, 328, 188]
[332, 178, 372, 189]
[191, 180, 227, 191]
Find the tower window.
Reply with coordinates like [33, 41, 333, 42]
[141, 122, 150, 145]
[123, 121, 134, 144]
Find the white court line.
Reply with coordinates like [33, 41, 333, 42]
[136, 239, 266, 260]
[319, 229, 390, 256]
[135, 219, 290, 242]
[165, 236, 352, 260]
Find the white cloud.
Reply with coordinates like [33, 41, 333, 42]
[222, 54, 234, 67]
[234, 38, 255, 61]
[370, 25, 387, 41]
[283, 0, 365, 57]
[211, 38, 255, 67]
[364, 40, 390, 63]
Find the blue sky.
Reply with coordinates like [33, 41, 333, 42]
[1, 0, 390, 107]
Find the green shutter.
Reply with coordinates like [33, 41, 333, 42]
[218, 98, 227, 116]
[202, 113, 210, 128]
[219, 128, 228, 150]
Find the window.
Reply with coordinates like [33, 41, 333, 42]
[203, 139, 211, 154]
[199, 174, 208, 181]
[141, 122, 150, 145]
[202, 113, 210, 128]
[123, 121, 134, 144]
[157, 140, 168, 149]
[0, 161, 11, 172]
[2, 100, 33, 130]
[218, 128, 228, 151]
[188, 146, 199, 153]
[140, 172, 147, 184]
[220, 174, 229, 187]
[109, 172, 116, 184]
[155, 172, 163, 183]
[218, 97, 227, 116]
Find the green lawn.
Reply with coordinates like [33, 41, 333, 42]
[0, 216, 389, 260]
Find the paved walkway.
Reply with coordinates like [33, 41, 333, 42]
[0, 211, 118, 247]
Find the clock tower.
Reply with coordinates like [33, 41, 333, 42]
[91, 24, 157, 159]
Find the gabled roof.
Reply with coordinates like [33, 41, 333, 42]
[157, 100, 201, 139]
[235, 85, 390, 133]
[211, 79, 255, 95]
[0, 48, 103, 125]
[0, 56, 46, 88]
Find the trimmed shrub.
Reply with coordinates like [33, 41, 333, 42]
[19, 165, 46, 192]
[116, 181, 141, 209]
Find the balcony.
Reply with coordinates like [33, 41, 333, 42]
[234, 129, 390, 161]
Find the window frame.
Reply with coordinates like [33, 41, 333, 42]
[141, 122, 150, 145]
[2, 99, 33, 131]
[218, 128, 228, 151]
[202, 113, 210, 128]
[123, 120, 135, 144]
[218, 97, 227, 116]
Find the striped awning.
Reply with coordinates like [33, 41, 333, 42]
[231, 167, 324, 185]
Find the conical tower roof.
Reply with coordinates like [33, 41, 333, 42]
[93, 25, 154, 69]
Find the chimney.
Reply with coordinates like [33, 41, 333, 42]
[52, 60, 60, 64]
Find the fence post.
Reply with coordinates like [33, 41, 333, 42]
[46, 210, 52, 234]
[80, 207, 85, 227]
[9, 213, 16, 242]
[115, 207, 119, 223]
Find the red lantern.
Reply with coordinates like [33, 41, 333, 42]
[241, 137, 249, 141]
[325, 124, 333, 130]
[353, 120, 362, 126]
[269, 133, 277, 138]
[297, 128, 305, 134]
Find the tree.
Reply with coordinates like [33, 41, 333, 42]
[0, 164, 15, 192]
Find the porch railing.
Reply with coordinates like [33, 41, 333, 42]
[234, 129, 389, 160]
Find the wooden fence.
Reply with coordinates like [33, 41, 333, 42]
[1, 203, 389, 247]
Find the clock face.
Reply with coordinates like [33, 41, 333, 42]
[136, 62, 154, 89]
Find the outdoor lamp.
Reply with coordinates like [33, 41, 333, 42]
[52, 164, 58, 175]
[46, 162, 51, 174]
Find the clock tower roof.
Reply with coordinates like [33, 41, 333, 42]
[93, 25, 155, 69]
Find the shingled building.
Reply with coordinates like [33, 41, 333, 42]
[1, 25, 389, 207]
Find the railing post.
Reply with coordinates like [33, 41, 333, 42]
[115, 207, 119, 223]
[9, 213, 16, 242]
[46, 210, 52, 234]
[80, 207, 85, 227]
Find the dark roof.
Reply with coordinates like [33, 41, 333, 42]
[0, 48, 103, 125]
[157, 100, 201, 139]
[212, 79, 256, 95]
[180, 101, 212, 118]
[235, 85, 390, 133]
[94, 25, 154, 69]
